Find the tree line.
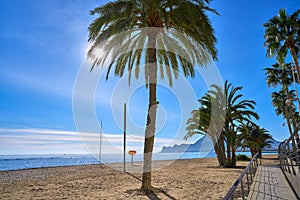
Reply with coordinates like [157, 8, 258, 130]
[185, 80, 273, 167]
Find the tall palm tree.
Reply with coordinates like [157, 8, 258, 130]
[185, 80, 259, 167]
[88, 0, 218, 191]
[265, 61, 300, 142]
[264, 9, 300, 81]
[223, 80, 259, 167]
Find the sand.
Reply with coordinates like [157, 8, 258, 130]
[0, 156, 277, 200]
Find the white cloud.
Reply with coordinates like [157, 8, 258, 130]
[0, 128, 192, 154]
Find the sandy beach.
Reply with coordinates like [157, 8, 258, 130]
[0, 157, 260, 200]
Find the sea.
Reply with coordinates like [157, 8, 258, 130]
[0, 151, 276, 171]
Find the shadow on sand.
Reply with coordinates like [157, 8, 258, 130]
[125, 172, 177, 200]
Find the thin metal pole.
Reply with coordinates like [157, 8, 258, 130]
[290, 60, 300, 111]
[249, 165, 253, 183]
[123, 103, 126, 172]
[241, 178, 245, 200]
[99, 121, 102, 164]
[285, 146, 292, 173]
[246, 171, 250, 192]
[287, 141, 296, 175]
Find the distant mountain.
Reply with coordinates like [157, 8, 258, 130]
[264, 139, 282, 151]
[237, 139, 282, 152]
[160, 136, 282, 153]
[160, 136, 213, 153]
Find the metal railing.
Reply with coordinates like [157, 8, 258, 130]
[278, 134, 300, 197]
[223, 153, 260, 200]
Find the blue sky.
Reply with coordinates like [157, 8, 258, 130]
[0, 0, 299, 155]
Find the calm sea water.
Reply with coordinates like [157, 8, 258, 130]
[0, 151, 276, 171]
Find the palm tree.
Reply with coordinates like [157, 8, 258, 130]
[264, 62, 295, 88]
[255, 127, 273, 158]
[185, 80, 259, 167]
[264, 61, 300, 143]
[185, 92, 226, 166]
[223, 81, 259, 167]
[264, 9, 300, 81]
[239, 124, 273, 158]
[87, 0, 218, 191]
[238, 122, 258, 157]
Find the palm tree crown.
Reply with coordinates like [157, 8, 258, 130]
[264, 8, 300, 61]
[88, 0, 218, 85]
[264, 62, 295, 88]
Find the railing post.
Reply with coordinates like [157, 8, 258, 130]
[278, 144, 283, 170]
[241, 178, 245, 200]
[252, 162, 256, 176]
[249, 164, 253, 183]
[278, 135, 300, 197]
[291, 135, 300, 173]
[222, 153, 259, 200]
[284, 145, 291, 174]
[280, 140, 288, 172]
[259, 156, 262, 165]
[287, 141, 296, 175]
[246, 171, 250, 192]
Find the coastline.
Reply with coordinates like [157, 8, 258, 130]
[0, 157, 252, 199]
[0, 151, 278, 172]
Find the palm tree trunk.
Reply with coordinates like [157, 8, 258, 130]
[220, 135, 226, 165]
[284, 87, 294, 136]
[225, 129, 232, 167]
[289, 105, 300, 149]
[289, 46, 300, 148]
[214, 145, 222, 165]
[231, 148, 236, 167]
[283, 86, 300, 149]
[231, 131, 238, 167]
[258, 149, 262, 158]
[250, 148, 255, 158]
[290, 46, 300, 146]
[287, 118, 294, 136]
[142, 34, 157, 191]
[213, 134, 226, 166]
[286, 95, 300, 152]
[226, 139, 231, 166]
[290, 46, 300, 85]
[219, 135, 226, 166]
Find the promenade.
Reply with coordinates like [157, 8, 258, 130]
[248, 161, 298, 200]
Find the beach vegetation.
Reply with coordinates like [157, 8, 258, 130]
[185, 80, 259, 167]
[238, 123, 273, 158]
[236, 154, 251, 161]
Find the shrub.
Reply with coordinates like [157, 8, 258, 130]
[236, 154, 251, 161]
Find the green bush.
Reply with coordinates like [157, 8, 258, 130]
[236, 154, 251, 161]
